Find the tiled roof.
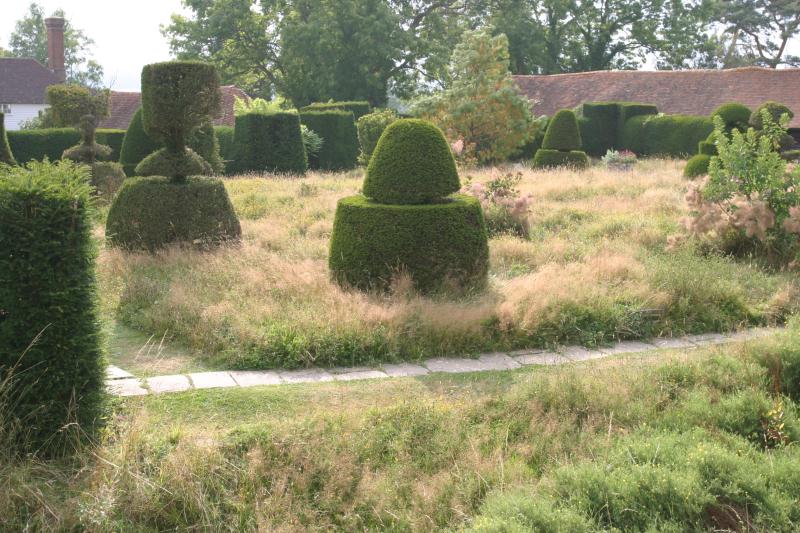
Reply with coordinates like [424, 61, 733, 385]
[513, 67, 800, 128]
[0, 57, 61, 105]
[99, 85, 250, 130]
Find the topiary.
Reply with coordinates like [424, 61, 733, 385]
[299, 110, 359, 171]
[95, 129, 125, 161]
[541, 109, 582, 151]
[0, 161, 104, 455]
[190, 121, 225, 174]
[0, 112, 15, 165]
[119, 108, 160, 176]
[135, 147, 212, 178]
[357, 109, 398, 165]
[620, 114, 713, 157]
[684, 154, 711, 178]
[711, 103, 752, 132]
[363, 119, 459, 204]
[300, 101, 371, 120]
[62, 114, 113, 165]
[214, 125, 235, 166]
[532, 149, 589, 169]
[230, 112, 307, 174]
[749, 101, 794, 130]
[106, 176, 241, 251]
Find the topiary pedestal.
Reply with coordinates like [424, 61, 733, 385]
[532, 109, 589, 169]
[532, 149, 589, 169]
[106, 176, 241, 251]
[329, 195, 489, 292]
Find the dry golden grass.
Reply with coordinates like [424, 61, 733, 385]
[98, 160, 800, 369]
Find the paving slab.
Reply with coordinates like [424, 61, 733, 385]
[279, 369, 334, 384]
[424, 357, 488, 373]
[107, 366, 134, 380]
[478, 353, 522, 370]
[147, 374, 192, 394]
[189, 372, 238, 389]
[561, 346, 605, 361]
[507, 348, 546, 358]
[599, 341, 655, 355]
[651, 337, 698, 350]
[686, 333, 729, 345]
[514, 351, 569, 365]
[334, 370, 389, 381]
[107, 378, 148, 396]
[382, 363, 429, 377]
[229, 370, 283, 387]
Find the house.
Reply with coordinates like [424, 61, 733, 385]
[513, 67, 800, 135]
[0, 17, 65, 130]
[99, 85, 249, 130]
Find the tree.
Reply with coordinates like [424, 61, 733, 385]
[44, 84, 109, 128]
[416, 29, 535, 164]
[8, 3, 104, 87]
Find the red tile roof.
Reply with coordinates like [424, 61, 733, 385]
[99, 85, 250, 130]
[513, 67, 800, 128]
[0, 57, 61, 105]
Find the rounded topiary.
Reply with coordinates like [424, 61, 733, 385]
[231, 112, 307, 174]
[684, 154, 711, 178]
[749, 101, 794, 129]
[541, 109, 582, 151]
[119, 108, 160, 176]
[362, 119, 459, 204]
[62, 114, 113, 165]
[711, 103, 752, 131]
[329, 195, 489, 293]
[0, 112, 16, 165]
[135, 147, 212, 177]
[357, 109, 398, 165]
[106, 176, 241, 251]
[532, 148, 589, 169]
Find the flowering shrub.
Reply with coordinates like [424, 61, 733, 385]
[463, 171, 532, 237]
[601, 149, 637, 170]
[680, 110, 800, 264]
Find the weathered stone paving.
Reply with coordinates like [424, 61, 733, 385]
[105, 328, 777, 396]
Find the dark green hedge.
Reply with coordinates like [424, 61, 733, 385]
[357, 109, 398, 165]
[230, 112, 307, 174]
[698, 140, 717, 156]
[299, 110, 359, 171]
[135, 147, 212, 177]
[7, 128, 80, 164]
[329, 194, 489, 293]
[620, 114, 713, 157]
[95, 129, 126, 161]
[618, 103, 659, 126]
[0, 112, 14, 165]
[301, 101, 371, 120]
[0, 161, 104, 455]
[532, 148, 589, 169]
[106, 175, 241, 251]
[542, 109, 582, 151]
[750, 101, 794, 129]
[214, 125, 235, 166]
[684, 154, 711, 178]
[119, 108, 160, 176]
[363, 119, 459, 204]
[712, 103, 752, 131]
[579, 103, 619, 156]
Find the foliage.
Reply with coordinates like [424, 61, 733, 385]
[363, 119, 460, 204]
[712, 102, 752, 131]
[601, 149, 637, 170]
[214, 126, 235, 164]
[7, 3, 104, 86]
[578, 102, 620, 156]
[62, 115, 112, 165]
[233, 95, 287, 115]
[300, 125, 323, 160]
[684, 154, 712, 178]
[532, 148, 590, 169]
[105, 176, 241, 251]
[230, 112, 307, 174]
[300, 101, 371, 120]
[357, 109, 398, 165]
[750, 101, 795, 129]
[714, 0, 800, 67]
[299, 110, 359, 171]
[7, 128, 80, 164]
[621, 114, 714, 157]
[0, 160, 104, 455]
[0, 113, 15, 165]
[329, 194, 489, 293]
[135, 147, 212, 178]
[542, 109, 581, 151]
[462, 172, 531, 237]
[188, 122, 225, 174]
[43, 84, 109, 128]
[89, 162, 126, 203]
[416, 29, 534, 165]
[95, 129, 125, 161]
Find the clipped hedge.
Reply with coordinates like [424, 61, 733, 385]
[329, 195, 489, 293]
[299, 110, 359, 171]
[0, 161, 104, 455]
[357, 109, 398, 165]
[95, 129, 126, 161]
[684, 154, 711, 178]
[618, 102, 659, 125]
[750, 101, 794, 129]
[230, 112, 307, 174]
[620, 114, 713, 157]
[363, 119, 459, 204]
[119, 108, 159, 176]
[0, 112, 15, 165]
[579, 102, 619, 156]
[7, 128, 80, 164]
[214, 125, 235, 165]
[542, 109, 582, 151]
[106, 176, 241, 251]
[532, 148, 589, 169]
[712, 103, 752, 131]
[301, 101, 371, 120]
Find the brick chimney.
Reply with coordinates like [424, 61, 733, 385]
[44, 17, 66, 83]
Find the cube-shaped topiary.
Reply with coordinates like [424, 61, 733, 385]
[541, 109, 582, 151]
[330, 118, 489, 293]
[712, 103, 752, 132]
[363, 119, 459, 204]
[0, 112, 15, 165]
[299, 110, 359, 171]
[231, 112, 307, 174]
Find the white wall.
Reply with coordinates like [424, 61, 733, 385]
[4, 104, 48, 131]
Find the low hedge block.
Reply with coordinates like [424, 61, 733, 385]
[106, 176, 241, 251]
[684, 154, 711, 178]
[299, 110, 359, 171]
[7, 128, 80, 163]
[214, 125, 235, 165]
[301, 101, 371, 120]
[579, 102, 620, 156]
[231, 112, 307, 174]
[95, 129, 126, 161]
[532, 148, 589, 169]
[620, 114, 713, 157]
[329, 194, 489, 293]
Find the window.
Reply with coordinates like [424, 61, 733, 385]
[0, 104, 10, 114]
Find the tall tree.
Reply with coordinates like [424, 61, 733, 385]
[8, 3, 104, 87]
[713, 0, 800, 67]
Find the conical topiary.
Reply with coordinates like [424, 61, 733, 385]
[541, 109, 582, 151]
[362, 119, 460, 204]
[0, 112, 16, 165]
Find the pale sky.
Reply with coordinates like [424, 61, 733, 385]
[1, 1, 798, 93]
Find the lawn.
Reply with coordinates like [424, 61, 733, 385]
[4, 323, 800, 531]
[98, 159, 800, 371]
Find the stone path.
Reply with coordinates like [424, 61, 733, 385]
[105, 328, 777, 397]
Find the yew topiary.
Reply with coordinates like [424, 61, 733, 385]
[711, 103, 752, 132]
[541, 109, 582, 151]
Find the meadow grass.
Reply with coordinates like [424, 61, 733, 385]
[3, 324, 800, 531]
[98, 160, 800, 370]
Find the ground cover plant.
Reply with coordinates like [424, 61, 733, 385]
[96, 159, 800, 370]
[4, 323, 800, 530]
